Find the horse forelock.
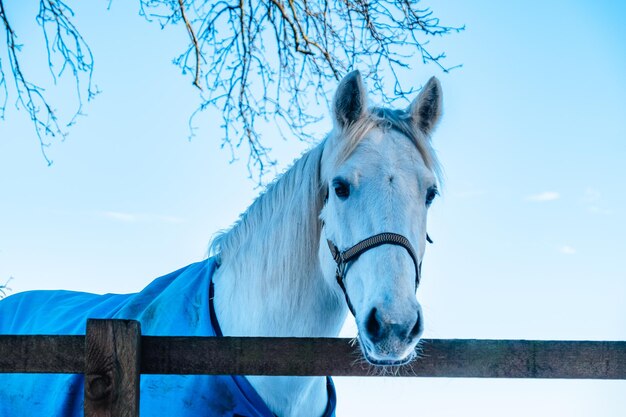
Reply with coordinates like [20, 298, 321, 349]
[326, 106, 443, 185]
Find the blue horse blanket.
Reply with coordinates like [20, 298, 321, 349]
[0, 259, 336, 416]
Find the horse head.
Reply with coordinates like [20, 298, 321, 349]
[319, 70, 442, 365]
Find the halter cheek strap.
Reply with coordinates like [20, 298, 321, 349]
[327, 232, 421, 317]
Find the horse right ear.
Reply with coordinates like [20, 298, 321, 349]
[333, 70, 367, 129]
[408, 77, 442, 136]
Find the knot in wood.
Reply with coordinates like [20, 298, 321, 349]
[85, 373, 113, 402]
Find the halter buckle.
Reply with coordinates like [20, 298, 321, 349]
[335, 254, 347, 281]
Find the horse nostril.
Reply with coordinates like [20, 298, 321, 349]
[365, 307, 383, 341]
[408, 311, 422, 340]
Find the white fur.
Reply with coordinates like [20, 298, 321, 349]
[210, 72, 442, 417]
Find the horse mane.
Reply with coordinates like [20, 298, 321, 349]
[209, 143, 326, 287]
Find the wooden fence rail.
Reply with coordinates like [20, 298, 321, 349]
[1, 319, 625, 416]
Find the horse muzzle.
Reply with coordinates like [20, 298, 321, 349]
[358, 305, 423, 365]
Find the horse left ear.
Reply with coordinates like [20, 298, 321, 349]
[409, 77, 443, 136]
[333, 70, 367, 129]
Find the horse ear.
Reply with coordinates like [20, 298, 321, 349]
[333, 70, 367, 129]
[409, 77, 442, 136]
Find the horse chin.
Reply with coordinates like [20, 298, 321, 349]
[363, 352, 415, 367]
[358, 336, 417, 367]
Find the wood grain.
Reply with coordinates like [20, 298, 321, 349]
[0, 335, 83, 373]
[1, 331, 624, 379]
[83, 319, 141, 417]
[139, 337, 626, 379]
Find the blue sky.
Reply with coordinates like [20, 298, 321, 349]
[1, 0, 625, 415]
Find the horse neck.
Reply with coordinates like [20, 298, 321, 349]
[212, 141, 346, 338]
[211, 143, 346, 417]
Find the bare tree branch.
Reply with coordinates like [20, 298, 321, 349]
[0, 0, 97, 164]
[141, 0, 462, 181]
[177, 0, 202, 89]
[2, 0, 462, 182]
[0, 277, 11, 299]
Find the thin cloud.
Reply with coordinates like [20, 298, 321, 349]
[588, 205, 612, 215]
[526, 191, 560, 202]
[583, 187, 601, 203]
[559, 245, 577, 255]
[102, 211, 136, 222]
[583, 188, 612, 215]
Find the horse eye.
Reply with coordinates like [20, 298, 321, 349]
[333, 178, 350, 199]
[426, 186, 438, 206]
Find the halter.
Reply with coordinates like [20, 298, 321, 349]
[326, 232, 423, 317]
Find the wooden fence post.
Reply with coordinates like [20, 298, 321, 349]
[84, 319, 141, 417]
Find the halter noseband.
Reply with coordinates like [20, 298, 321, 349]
[327, 232, 422, 317]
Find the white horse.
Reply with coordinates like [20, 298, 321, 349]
[211, 70, 443, 417]
[0, 70, 442, 417]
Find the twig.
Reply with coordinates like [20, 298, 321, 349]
[177, 0, 202, 89]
